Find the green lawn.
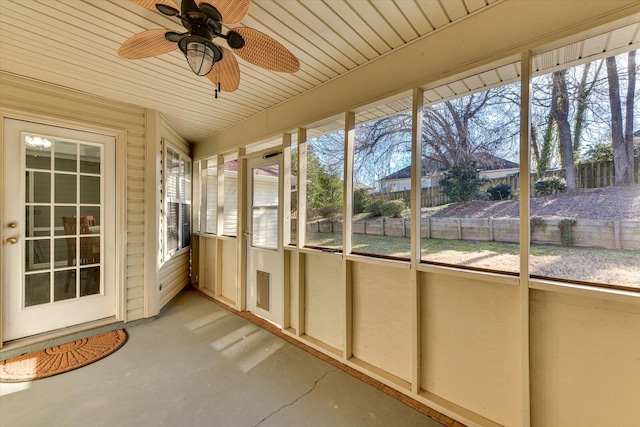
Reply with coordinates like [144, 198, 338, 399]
[303, 231, 639, 288]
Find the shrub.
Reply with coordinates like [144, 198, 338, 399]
[439, 162, 488, 203]
[534, 177, 567, 196]
[379, 199, 407, 218]
[486, 183, 512, 200]
[318, 204, 342, 221]
[558, 218, 577, 246]
[365, 198, 385, 216]
[353, 188, 373, 214]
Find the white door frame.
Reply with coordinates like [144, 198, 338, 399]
[0, 109, 127, 347]
[244, 152, 283, 326]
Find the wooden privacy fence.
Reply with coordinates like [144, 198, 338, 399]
[302, 217, 640, 250]
[383, 157, 640, 208]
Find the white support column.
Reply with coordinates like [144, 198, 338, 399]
[215, 154, 225, 297]
[410, 88, 424, 394]
[296, 128, 308, 336]
[144, 109, 161, 318]
[519, 50, 533, 427]
[282, 133, 292, 330]
[343, 111, 356, 360]
[236, 147, 247, 311]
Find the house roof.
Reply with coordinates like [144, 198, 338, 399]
[1, 2, 637, 145]
[381, 154, 519, 181]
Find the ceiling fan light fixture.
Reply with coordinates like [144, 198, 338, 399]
[178, 36, 222, 76]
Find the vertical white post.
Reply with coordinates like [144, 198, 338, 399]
[296, 128, 308, 336]
[236, 147, 246, 312]
[144, 109, 161, 318]
[344, 111, 356, 359]
[215, 154, 225, 297]
[519, 51, 532, 427]
[411, 88, 424, 394]
[282, 133, 292, 330]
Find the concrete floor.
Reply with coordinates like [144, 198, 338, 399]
[0, 291, 444, 427]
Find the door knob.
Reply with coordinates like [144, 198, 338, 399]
[6, 237, 18, 245]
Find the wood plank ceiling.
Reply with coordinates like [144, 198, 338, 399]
[0, 1, 637, 143]
[0, 0, 501, 142]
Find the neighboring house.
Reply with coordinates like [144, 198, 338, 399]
[379, 154, 519, 191]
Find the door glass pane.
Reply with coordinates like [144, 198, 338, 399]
[26, 205, 51, 237]
[25, 239, 50, 272]
[55, 141, 77, 172]
[55, 206, 77, 236]
[54, 270, 76, 301]
[55, 173, 76, 203]
[80, 176, 100, 204]
[26, 171, 51, 203]
[252, 165, 279, 249]
[80, 236, 100, 266]
[25, 136, 52, 169]
[56, 237, 75, 267]
[80, 207, 101, 232]
[80, 144, 101, 174]
[25, 272, 51, 307]
[80, 267, 100, 296]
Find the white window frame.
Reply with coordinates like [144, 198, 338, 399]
[163, 144, 191, 260]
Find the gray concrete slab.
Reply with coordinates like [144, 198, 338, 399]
[0, 291, 444, 427]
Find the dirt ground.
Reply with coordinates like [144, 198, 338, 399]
[430, 184, 640, 220]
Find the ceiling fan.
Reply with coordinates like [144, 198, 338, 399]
[118, 0, 300, 97]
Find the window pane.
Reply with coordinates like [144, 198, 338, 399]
[55, 173, 76, 203]
[167, 202, 179, 253]
[54, 140, 76, 172]
[166, 147, 180, 199]
[223, 155, 238, 236]
[290, 138, 298, 245]
[80, 144, 101, 174]
[80, 175, 100, 204]
[529, 49, 640, 289]
[205, 158, 217, 234]
[352, 94, 412, 259]
[25, 136, 52, 170]
[305, 115, 345, 250]
[252, 164, 279, 249]
[420, 64, 521, 274]
[26, 171, 51, 203]
[181, 203, 191, 248]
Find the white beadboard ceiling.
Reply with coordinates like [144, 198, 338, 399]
[0, 0, 637, 143]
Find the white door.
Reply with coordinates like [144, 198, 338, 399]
[2, 119, 116, 341]
[245, 154, 283, 326]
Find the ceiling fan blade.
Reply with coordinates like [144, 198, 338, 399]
[130, 0, 180, 14]
[118, 30, 178, 59]
[197, 0, 250, 24]
[207, 46, 240, 92]
[230, 27, 299, 73]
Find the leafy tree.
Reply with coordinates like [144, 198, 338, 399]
[303, 142, 344, 219]
[439, 162, 488, 203]
[353, 188, 373, 214]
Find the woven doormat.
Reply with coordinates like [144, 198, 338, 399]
[0, 329, 127, 382]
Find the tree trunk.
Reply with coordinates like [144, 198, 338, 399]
[606, 55, 633, 185]
[624, 51, 636, 183]
[550, 70, 576, 189]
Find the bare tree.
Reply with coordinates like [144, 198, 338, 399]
[606, 51, 636, 185]
[550, 70, 577, 190]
